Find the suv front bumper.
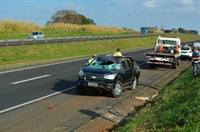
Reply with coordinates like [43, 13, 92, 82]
[76, 79, 116, 91]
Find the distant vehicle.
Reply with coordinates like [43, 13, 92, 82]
[140, 26, 154, 34]
[28, 32, 45, 39]
[180, 46, 192, 61]
[76, 55, 140, 98]
[164, 30, 172, 33]
[193, 42, 200, 50]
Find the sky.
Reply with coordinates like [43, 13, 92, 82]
[0, 0, 200, 33]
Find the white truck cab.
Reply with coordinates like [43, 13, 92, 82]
[155, 36, 181, 55]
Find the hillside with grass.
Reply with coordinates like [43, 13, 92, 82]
[0, 20, 139, 40]
[0, 20, 200, 70]
[115, 67, 200, 132]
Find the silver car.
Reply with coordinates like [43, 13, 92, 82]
[28, 32, 45, 39]
[181, 46, 192, 61]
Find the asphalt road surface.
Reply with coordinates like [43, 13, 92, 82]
[0, 47, 191, 132]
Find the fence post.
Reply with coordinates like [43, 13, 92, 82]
[21, 39, 23, 45]
[6, 40, 8, 46]
[34, 39, 36, 44]
[65, 37, 66, 42]
[73, 37, 75, 42]
[45, 38, 47, 43]
[55, 37, 57, 43]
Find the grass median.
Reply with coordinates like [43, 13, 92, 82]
[0, 34, 200, 70]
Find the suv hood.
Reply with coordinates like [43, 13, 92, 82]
[83, 66, 118, 74]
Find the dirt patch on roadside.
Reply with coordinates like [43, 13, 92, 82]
[76, 61, 191, 132]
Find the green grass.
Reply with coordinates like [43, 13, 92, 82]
[0, 36, 157, 69]
[0, 30, 134, 40]
[114, 67, 200, 132]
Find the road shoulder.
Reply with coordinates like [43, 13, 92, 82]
[76, 61, 191, 132]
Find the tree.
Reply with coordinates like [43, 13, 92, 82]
[160, 25, 165, 31]
[189, 30, 198, 35]
[86, 18, 96, 25]
[78, 14, 96, 25]
[171, 28, 178, 33]
[79, 14, 87, 24]
[154, 26, 158, 30]
[51, 10, 81, 24]
[50, 10, 96, 25]
[178, 27, 185, 33]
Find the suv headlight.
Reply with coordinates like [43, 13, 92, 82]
[79, 70, 84, 76]
[104, 74, 116, 80]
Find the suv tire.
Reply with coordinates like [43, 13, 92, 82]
[130, 76, 138, 90]
[111, 81, 123, 98]
[76, 85, 88, 95]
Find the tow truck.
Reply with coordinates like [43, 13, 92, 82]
[145, 36, 181, 69]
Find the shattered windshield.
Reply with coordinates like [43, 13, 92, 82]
[90, 57, 120, 71]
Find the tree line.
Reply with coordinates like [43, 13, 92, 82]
[46, 10, 96, 25]
[46, 10, 198, 35]
[154, 26, 198, 35]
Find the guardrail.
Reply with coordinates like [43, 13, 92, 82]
[0, 34, 158, 46]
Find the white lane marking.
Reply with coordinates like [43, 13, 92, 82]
[11, 75, 50, 85]
[2, 57, 147, 114]
[0, 86, 75, 114]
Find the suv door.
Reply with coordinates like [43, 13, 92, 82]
[121, 59, 134, 84]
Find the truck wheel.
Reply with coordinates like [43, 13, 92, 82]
[130, 76, 138, 90]
[76, 85, 88, 95]
[111, 81, 123, 98]
[173, 59, 177, 69]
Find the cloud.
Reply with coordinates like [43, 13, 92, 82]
[106, 0, 133, 7]
[136, 0, 198, 13]
[181, 0, 194, 5]
[142, 0, 165, 8]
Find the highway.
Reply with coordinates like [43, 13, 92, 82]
[0, 46, 193, 131]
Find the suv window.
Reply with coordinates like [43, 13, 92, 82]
[126, 59, 132, 68]
[121, 61, 128, 70]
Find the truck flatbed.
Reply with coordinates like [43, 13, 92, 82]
[145, 52, 179, 58]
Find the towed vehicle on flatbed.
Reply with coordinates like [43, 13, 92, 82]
[76, 55, 140, 98]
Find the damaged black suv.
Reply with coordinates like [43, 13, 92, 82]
[76, 55, 140, 98]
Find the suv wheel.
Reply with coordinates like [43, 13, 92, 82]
[111, 81, 123, 98]
[76, 85, 88, 95]
[130, 76, 138, 90]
